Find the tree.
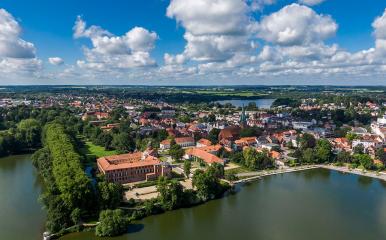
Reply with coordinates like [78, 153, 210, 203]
[315, 139, 333, 163]
[243, 148, 273, 170]
[183, 160, 192, 177]
[70, 208, 81, 225]
[229, 151, 245, 164]
[207, 128, 221, 144]
[336, 151, 352, 163]
[156, 177, 184, 210]
[112, 132, 135, 153]
[301, 148, 315, 164]
[376, 148, 386, 163]
[353, 144, 364, 154]
[16, 118, 42, 148]
[346, 132, 359, 142]
[297, 133, 316, 150]
[240, 127, 262, 138]
[169, 144, 184, 162]
[354, 154, 373, 170]
[98, 181, 123, 210]
[95, 209, 130, 237]
[192, 166, 227, 201]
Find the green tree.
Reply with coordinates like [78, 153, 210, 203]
[243, 148, 273, 170]
[156, 177, 184, 210]
[354, 154, 373, 170]
[183, 160, 192, 177]
[376, 148, 386, 163]
[95, 209, 130, 237]
[98, 181, 123, 210]
[112, 132, 135, 153]
[16, 118, 42, 148]
[353, 144, 364, 154]
[301, 148, 315, 164]
[336, 151, 352, 163]
[297, 133, 316, 150]
[315, 139, 333, 163]
[207, 128, 221, 144]
[192, 166, 227, 201]
[70, 208, 81, 225]
[169, 144, 184, 162]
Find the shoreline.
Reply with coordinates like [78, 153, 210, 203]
[233, 164, 386, 184]
[320, 165, 386, 181]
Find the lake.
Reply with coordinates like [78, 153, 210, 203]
[216, 99, 275, 109]
[1, 156, 386, 240]
[62, 169, 386, 240]
[0, 155, 46, 240]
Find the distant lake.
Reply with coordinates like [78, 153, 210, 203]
[216, 99, 275, 109]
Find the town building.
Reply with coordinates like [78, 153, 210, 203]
[97, 152, 171, 184]
[160, 137, 195, 150]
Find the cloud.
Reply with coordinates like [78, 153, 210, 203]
[0, 8, 41, 79]
[166, 0, 256, 64]
[48, 57, 64, 65]
[256, 4, 337, 46]
[73, 16, 158, 71]
[0, 9, 36, 59]
[250, 0, 276, 11]
[298, 0, 325, 6]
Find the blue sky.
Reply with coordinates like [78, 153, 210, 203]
[1, 0, 386, 85]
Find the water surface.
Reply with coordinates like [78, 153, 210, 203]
[61, 169, 386, 240]
[0, 155, 46, 240]
[216, 99, 275, 108]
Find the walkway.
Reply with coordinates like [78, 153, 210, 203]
[234, 165, 319, 184]
[320, 165, 386, 181]
[233, 164, 386, 184]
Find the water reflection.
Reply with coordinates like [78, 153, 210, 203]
[127, 224, 144, 234]
[357, 175, 373, 187]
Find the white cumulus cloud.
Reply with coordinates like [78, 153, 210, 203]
[0, 8, 41, 79]
[73, 16, 158, 71]
[256, 4, 337, 46]
[48, 57, 64, 65]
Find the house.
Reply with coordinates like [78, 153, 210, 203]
[185, 148, 225, 165]
[235, 137, 257, 148]
[352, 135, 383, 152]
[218, 126, 241, 142]
[97, 152, 172, 184]
[292, 121, 314, 130]
[82, 111, 109, 121]
[101, 123, 120, 132]
[196, 138, 212, 147]
[331, 138, 351, 152]
[160, 137, 195, 150]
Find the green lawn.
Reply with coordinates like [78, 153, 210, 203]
[225, 166, 251, 175]
[82, 141, 118, 158]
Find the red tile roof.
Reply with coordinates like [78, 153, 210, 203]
[185, 148, 224, 164]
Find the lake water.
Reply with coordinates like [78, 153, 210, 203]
[1, 156, 386, 240]
[0, 155, 46, 240]
[61, 169, 386, 240]
[216, 99, 275, 109]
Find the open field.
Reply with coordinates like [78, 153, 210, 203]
[80, 141, 118, 158]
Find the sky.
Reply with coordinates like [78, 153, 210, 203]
[1, 0, 386, 85]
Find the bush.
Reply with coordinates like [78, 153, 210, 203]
[95, 209, 130, 237]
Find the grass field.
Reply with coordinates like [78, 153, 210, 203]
[224, 166, 251, 175]
[81, 141, 118, 158]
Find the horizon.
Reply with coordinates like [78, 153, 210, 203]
[1, 0, 386, 85]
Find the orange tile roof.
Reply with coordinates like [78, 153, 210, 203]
[185, 148, 224, 164]
[197, 138, 212, 146]
[97, 153, 161, 171]
[199, 144, 222, 152]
